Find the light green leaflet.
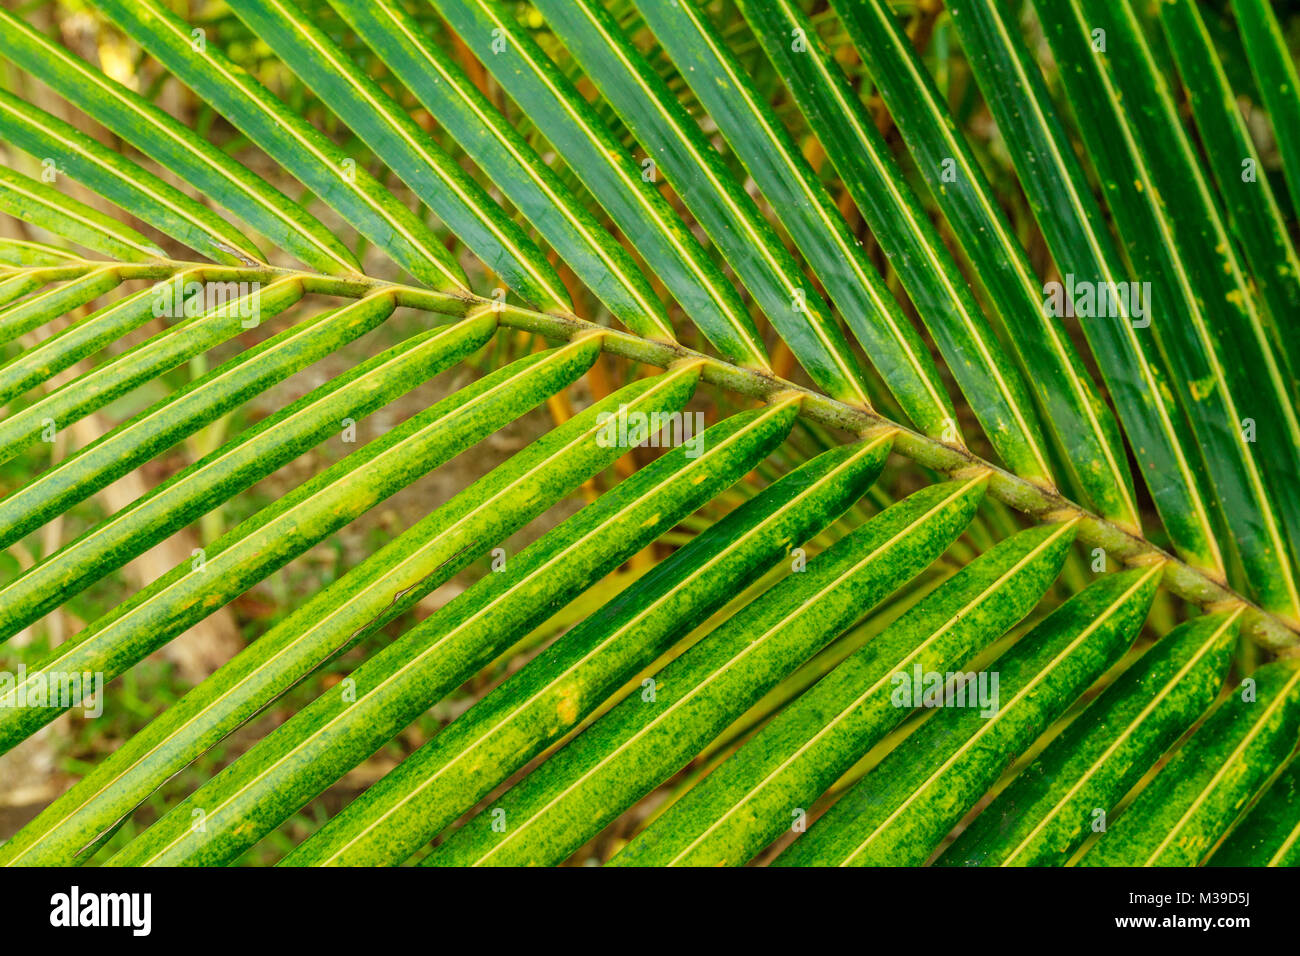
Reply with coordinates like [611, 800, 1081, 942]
[1038, 0, 1300, 623]
[613, 521, 1078, 867]
[0, 89, 263, 265]
[941, 608, 1240, 867]
[0, 237, 86, 266]
[107, 400, 800, 866]
[1160, 0, 1300, 391]
[0, 164, 165, 261]
[1208, 754, 1300, 866]
[92, 0, 467, 291]
[326, 0, 672, 342]
[1232, 0, 1300, 223]
[223, 0, 568, 314]
[0, 266, 123, 346]
[0, 310, 496, 644]
[632, 0, 955, 441]
[0, 337, 602, 749]
[1085, 659, 1300, 866]
[532, 0, 873, 406]
[943, 0, 1219, 570]
[286, 435, 894, 866]
[778, 565, 1161, 867]
[427, 0, 768, 368]
[832, 0, 1130, 511]
[0, 364, 701, 866]
[425, 475, 988, 867]
[0, 276, 303, 471]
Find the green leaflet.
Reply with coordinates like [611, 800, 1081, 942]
[1038, 0, 1300, 623]
[778, 565, 1160, 867]
[740, 0, 1063, 466]
[1084, 658, 1300, 866]
[0, 310, 495, 643]
[833, 0, 1121, 503]
[0, 272, 202, 407]
[0, 8, 358, 277]
[1208, 754, 1300, 866]
[0, 276, 304, 469]
[1232, 0, 1300, 223]
[635, 0, 954, 440]
[0, 90, 263, 266]
[0, 273, 45, 308]
[0, 363, 700, 866]
[223, 0, 568, 313]
[285, 435, 894, 866]
[0, 266, 123, 346]
[944, 0, 1217, 564]
[107, 399, 799, 866]
[614, 520, 1078, 867]
[0, 164, 165, 261]
[532, 0, 872, 406]
[426, 0, 767, 368]
[0, 237, 86, 267]
[941, 609, 1240, 867]
[0, 338, 600, 751]
[92, 0, 467, 291]
[1161, 0, 1300, 391]
[425, 475, 988, 867]
[326, 0, 672, 342]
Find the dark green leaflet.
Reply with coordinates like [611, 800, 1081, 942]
[613, 521, 1077, 867]
[223, 0, 569, 314]
[0, 364, 701, 866]
[832, 0, 1127, 509]
[0, 311, 495, 644]
[1037, 0, 1300, 623]
[531, 0, 873, 406]
[92, 0, 467, 291]
[0, 165, 165, 261]
[633, 0, 955, 440]
[107, 400, 799, 866]
[1208, 754, 1300, 866]
[285, 435, 893, 866]
[0, 8, 358, 277]
[777, 566, 1161, 867]
[738, 0, 1058, 474]
[0, 90, 263, 266]
[425, 0, 765, 368]
[943, 0, 1218, 568]
[0, 267, 123, 345]
[1232, 0, 1300, 222]
[939, 609, 1239, 867]
[1160, 0, 1300, 392]
[424, 475, 988, 867]
[0, 339, 600, 751]
[1084, 659, 1300, 866]
[326, 0, 673, 342]
[0, 277, 304, 469]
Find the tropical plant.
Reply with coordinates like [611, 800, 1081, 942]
[0, 0, 1297, 868]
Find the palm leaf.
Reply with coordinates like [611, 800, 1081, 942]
[0, 0, 1297, 869]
